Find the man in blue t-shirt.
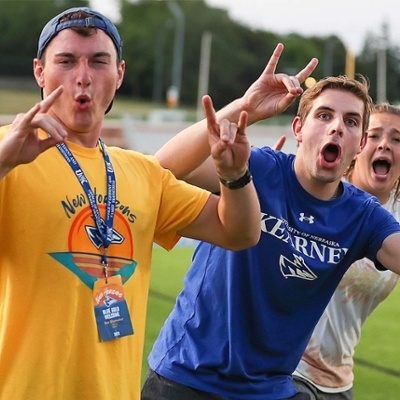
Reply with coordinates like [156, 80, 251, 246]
[142, 44, 400, 400]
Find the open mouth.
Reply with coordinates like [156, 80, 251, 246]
[322, 144, 340, 163]
[372, 159, 391, 176]
[76, 95, 90, 105]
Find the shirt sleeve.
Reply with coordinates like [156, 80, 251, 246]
[153, 163, 211, 251]
[364, 199, 400, 264]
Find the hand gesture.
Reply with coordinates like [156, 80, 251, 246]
[203, 94, 250, 180]
[241, 43, 319, 123]
[0, 86, 67, 178]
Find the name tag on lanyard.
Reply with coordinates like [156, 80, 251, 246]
[93, 275, 134, 342]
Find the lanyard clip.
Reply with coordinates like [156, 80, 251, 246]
[102, 250, 109, 283]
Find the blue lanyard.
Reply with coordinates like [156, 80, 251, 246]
[57, 139, 116, 279]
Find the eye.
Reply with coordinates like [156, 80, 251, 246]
[345, 119, 357, 127]
[92, 56, 110, 65]
[318, 113, 330, 120]
[56, 57, 75, 65]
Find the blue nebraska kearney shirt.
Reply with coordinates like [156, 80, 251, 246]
[148, 147, 400, 400]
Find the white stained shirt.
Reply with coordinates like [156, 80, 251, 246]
[294, 191, 400, 393]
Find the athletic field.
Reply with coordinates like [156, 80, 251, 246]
[143, 245, 400, 399]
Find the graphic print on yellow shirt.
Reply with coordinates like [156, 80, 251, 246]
[0, 126, 210, 399]
[50, 203, 137, 289]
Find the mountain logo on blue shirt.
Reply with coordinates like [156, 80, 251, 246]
[279, 254, 317, 280]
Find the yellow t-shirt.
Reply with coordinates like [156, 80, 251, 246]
[0, 128, 210, 399]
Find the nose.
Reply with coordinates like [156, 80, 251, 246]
[329, 117, 344, 137]
[76, 60, 91, 87]
[378, 137, 390, 151]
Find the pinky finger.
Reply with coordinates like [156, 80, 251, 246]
[237, 110, 248, 136]
[272, 135, 286, 151]
[38, 135, 64, 154]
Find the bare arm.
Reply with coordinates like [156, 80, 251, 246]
[155, 43, 318, 183]
[177, 96, 260, 250]
[376, 232, 400, 274]
[0, 86, 67, 180]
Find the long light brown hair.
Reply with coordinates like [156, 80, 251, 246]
[344, 102, 400, 201]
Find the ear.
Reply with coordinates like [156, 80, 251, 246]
[33, 59, 45, 88]
[357, 131, 367, 154]
[292, 116, 302, 143]
[116, 60, 125, 90]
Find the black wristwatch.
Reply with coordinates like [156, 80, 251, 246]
[218, 168, 253, 190]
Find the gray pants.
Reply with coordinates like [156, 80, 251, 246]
[141, 368, 311, 400]
[292, 376, 353, 400]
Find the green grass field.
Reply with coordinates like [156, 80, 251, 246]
[143, 246, 195, 383]
[0, 87, 170, 119]
[353, 282, 400, 399]
[145, 246, 400, 399]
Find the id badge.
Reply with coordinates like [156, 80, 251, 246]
[93, 275, 134, 342]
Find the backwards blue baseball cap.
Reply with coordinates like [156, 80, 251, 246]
[37, 7, 123, 60]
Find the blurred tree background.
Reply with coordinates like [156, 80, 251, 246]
[0, 0, 399, 113]
[0, 0, 89, 76]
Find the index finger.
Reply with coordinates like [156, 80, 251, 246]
[263, 43, 284, 76]
[38, 86, 64, 114]
[202, 94, 218, 127]
[295, 58, 319, 84]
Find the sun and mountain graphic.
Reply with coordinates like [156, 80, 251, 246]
[50, 205, 137, 289]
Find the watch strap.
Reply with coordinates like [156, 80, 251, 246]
[218, 168, 253, 190]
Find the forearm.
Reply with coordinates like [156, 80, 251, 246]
[179, 176, 260, 251]
[184, 157, 220, 192]
[377, 233, 400, 274]
[155, 118, 211, 179]
[216, 180, 261, 249]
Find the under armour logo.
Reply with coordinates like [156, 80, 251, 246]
[299, 213, 314, 224]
